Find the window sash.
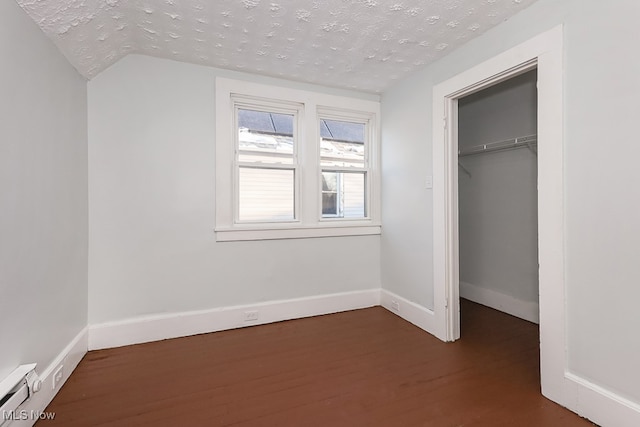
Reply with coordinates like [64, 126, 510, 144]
[236, 107, 296, 165]
[235, 164, 298, 224]
[236, 165, 297, 223]
[233, 99, 301, 224]
[317, 112, 371, 221]
[234, 101, 300, 151]
[320, 169, 369, 220]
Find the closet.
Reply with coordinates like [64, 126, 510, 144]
[457, 70, 539, 325]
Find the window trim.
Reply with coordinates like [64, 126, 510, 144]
[215, 77, 381, 241]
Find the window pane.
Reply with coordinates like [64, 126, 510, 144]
[322, 193, 337, 216]
[341, 171, 366, 218]
[320, 119, 365, 168]
[322, 172, 337, 192]
[238, 109, 294, 164]
[321, 171, 366, 219]
[239, 167, 294, 221]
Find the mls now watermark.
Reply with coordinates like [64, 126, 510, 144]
[2, 410, 56, 421]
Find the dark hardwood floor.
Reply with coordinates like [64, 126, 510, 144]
[39, 300, 594, 426]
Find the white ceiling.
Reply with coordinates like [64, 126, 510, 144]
[17, 0, 538, 93]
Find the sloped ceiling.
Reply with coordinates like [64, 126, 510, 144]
[16, 0, 538, 93]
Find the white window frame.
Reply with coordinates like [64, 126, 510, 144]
[318, 108, 373, 222]
[233, 98, 301, 224]
[215, 78, 381, 241]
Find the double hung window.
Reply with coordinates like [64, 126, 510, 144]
[319, 116, 369, 219]
[235, 103, 300, 222]
[215, 78, 380, 241]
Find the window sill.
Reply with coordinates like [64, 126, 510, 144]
[215, 224, 381, 242]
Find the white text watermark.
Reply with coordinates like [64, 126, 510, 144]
[2, 410, 56, 421]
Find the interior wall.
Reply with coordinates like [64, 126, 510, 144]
[0, 1, 88, 380]
[381, 0, 640, 407]
[88, 54, 381, 324]
[457, 71, 539, 313]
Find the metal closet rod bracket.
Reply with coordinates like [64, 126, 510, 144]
[458, 134, 538, 158]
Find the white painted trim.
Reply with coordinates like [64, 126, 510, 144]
[216, 224, 381, 241]
[432, 27, 562, 342]
[459, 281, 539, 324]
[380, 290, 436, 335]
[432, 25, 582, 419]
[428, 23, 640, 427]
[564, 373, 640, 427]
[89, 289, 380, 350]
[7, 328, 88, 427]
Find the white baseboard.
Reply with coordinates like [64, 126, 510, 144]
[8, 328, 88, 427]
[460, 281, 539, 324]
[562, 372, 640, 427]
[380, 289, 436, 335]
[89, 289, 381, 350]
[8, 290, 640, 427]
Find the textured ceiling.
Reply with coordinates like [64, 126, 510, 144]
[17, 0, 538, 93]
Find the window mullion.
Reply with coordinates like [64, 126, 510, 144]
[299, 103, 318, 226]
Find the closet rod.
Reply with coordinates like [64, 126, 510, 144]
[458, 134, 537, 158]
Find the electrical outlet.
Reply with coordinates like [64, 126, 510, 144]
[391, 300, 400, 312]
[244, 310, 259, 322]
[52, 365, 64, 390]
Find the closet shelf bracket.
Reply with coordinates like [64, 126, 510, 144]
[458, 161, 472, 178]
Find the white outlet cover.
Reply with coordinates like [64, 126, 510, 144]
[52, 365, 64, 390]
[244, 311, 259, 321]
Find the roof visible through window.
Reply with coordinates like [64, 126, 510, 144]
[321, 119, 364, 144]
[239, 110, 363, 144]
[238, 109, 293, 136]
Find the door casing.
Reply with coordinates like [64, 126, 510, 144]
[431, 25, 565, 403]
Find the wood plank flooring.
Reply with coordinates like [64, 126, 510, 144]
[38, 300, 594, 426]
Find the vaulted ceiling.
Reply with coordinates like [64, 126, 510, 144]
[17, 0, 538, 93]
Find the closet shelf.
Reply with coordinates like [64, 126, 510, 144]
[458, 134, 537, 158]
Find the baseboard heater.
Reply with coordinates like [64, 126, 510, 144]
[0, 365, 42, 426]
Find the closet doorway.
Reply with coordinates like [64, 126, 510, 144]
[457, 70, 540, 329]
[431, 26, 565, 401]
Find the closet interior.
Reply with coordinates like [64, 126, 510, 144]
[457, 69, 540, 328]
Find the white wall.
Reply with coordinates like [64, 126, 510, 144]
[458, 72, 539, 313]
[382, 0, 640, 409]
[88, 55, 380, 324]
[0, 1, 87, 381]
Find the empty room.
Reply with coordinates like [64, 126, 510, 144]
[1, 0, 639, 426]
